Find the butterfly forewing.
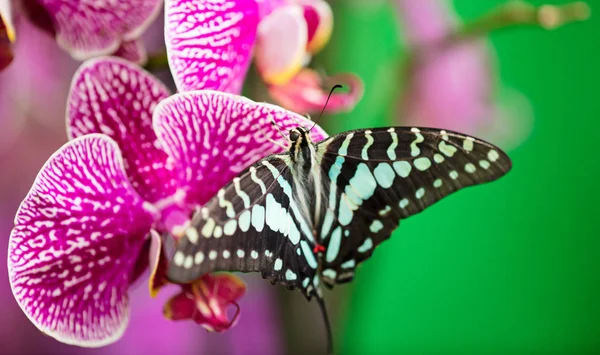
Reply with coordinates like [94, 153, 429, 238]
[168, 155, 318, 294]
[314, 127, 511, 285]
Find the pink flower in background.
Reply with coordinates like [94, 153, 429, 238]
[165, 0, 363, 114]
[395, 0, 533, 147]
[7, 57, 327, 346]
[396, 0, 497, 135]
[2, 0, 163, 66]
[395, 1, 588, 147]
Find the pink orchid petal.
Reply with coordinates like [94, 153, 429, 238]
[114, 39, 147, 65]
[255, 5, 307, 85]
[148, 230, 169, 297]
[8, 134, 156, 346]
[0, 0, 14, 37]
[130, 237, 151, 286]
[395, 0, 456, 46]
[256, 0, 286, 20]
[153, 90, 328, 207]
[164, 290, 196, 321]
[268, 68, 364, 114]
[0, 6, 14, 71]
[37, 0, 162, 60]
[192, 273, 246, 332]
[207, 273, 246, 306]
[402, 41, 494, 135]
[301, 0, 333, 54]
[477, 88, 534, 150]
[67, 57, 178, 205]
[165, 0, 259, 93]
[21, 0, 56, 36]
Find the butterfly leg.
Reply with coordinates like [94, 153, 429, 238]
[256, 123, 289, 150]
[316, 294, 333, 355]
[269, 116, 292, 142]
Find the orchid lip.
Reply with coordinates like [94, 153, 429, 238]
[200, 302, 242, 332]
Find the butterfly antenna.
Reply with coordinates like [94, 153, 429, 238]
[316, 295, 334, 355]
[309, 84, 343, 133]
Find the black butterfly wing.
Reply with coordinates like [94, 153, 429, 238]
[314, 127, 512, 286]
[167, 154, 318, 296]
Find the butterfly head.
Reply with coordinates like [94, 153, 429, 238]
[289, 126, 310, 143]
[288, 127, 315, 167]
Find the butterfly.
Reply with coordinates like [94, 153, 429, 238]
[167, 125, 511, 354]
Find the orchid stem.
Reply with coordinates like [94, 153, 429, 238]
[455, 1, 590, 39]
[144, 51, 169, 71]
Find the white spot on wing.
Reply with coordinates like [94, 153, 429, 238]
[358, 238, 373, 253]
[285, 269, 297, 281]
[174, 251, 184, 266]
[393, 161, 411, 178]
[326, 227, 342, 262]
[413, 157, 431, 171]
[373, 163, 395, 188]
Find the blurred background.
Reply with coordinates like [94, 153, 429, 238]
[1, 0, 598, 354]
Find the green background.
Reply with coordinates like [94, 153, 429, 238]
[318, 1, 599, 354]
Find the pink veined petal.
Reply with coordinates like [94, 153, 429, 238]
[114, 39, 148, 65]
[255, 4, 307, 86]
[165, 0, 259, 93]
[67, 57, 178, 206]
[36, 0, 162, 60]
[268, 68, 364, 114]
[153, 90, 328, 207]
[8, 134, 157, 347]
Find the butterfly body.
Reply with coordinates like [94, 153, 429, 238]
[167, 125, 512, 353]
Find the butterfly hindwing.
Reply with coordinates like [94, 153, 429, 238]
[314, 127, 512, 285]
[168, 155, 318, 294]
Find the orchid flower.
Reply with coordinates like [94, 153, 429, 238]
[0, 0, 163, 68]
[165, 0, 363, 114]
[395, 0, 589, 146]
[7, 56, 327, 346]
